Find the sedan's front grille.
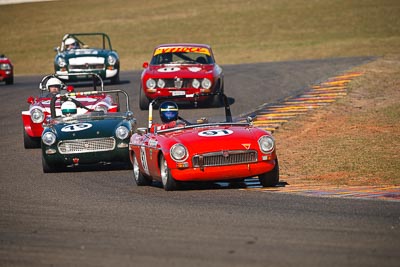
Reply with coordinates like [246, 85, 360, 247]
[58, 137, 116, 154]
[192, 150, 257, 167]
[163, 78, 193, 88]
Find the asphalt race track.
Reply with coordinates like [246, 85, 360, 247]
[1, 57, 399, 267]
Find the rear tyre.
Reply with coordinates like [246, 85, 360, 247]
[259, 158, 280, 187]
[132, 152, 152, 186]
[5, 76, 14, 85]
[160, 155, 180, 191]
[139, 86, 150, 110]
[23, 129, 41, 149]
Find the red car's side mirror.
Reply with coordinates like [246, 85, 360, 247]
[142, 62, 149, 68]
[27, 96, 34, 104]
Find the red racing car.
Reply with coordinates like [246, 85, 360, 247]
[21, 73, 119, 148]
[129, 93, 279, 191]
[139, 43, 224, 110]
[0, 54, 14, 85]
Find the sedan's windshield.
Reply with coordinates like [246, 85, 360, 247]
[151, 52, 214, 65]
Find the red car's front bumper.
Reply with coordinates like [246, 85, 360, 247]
[170, 159, 277, 182]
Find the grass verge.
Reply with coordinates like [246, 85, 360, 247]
[274, 55, 400, 186]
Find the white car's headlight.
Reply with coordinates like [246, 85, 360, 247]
[201, 78, 212, 89]
[94, 105, 107, 113]
[42, 132, 56, 146]
[258, 135, 275, 153]
[115, 126, 129, 140]
[170, 144, 188, 162]
[157, 79, 165, 88]
[57, 57, 66, 68]
[31, 108, 45, 123]
[146, 78, 156, 89]
[192, 79, 200, 89]
[107, 55, 117, 65]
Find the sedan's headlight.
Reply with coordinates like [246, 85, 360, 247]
[115, 126, 129, 140]
[42, 132, 56, 146]
[146, 78, 156, 89]
[31, 108, 45, 123]
[57, 57, 66, 68]
[170, 143, 188, 162]
[258, 135, 275, 153]
[201, 78, 212, 89]
[107, 55, 117, 65]
[157, 79, 165, 88]
[192, 79, 200, 89]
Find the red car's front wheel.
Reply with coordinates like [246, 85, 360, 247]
[160, 155, 180, 191]
[132, 152, 152, 186]
[259, 158, 280, 187]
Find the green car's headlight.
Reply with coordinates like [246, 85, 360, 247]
[115, 126, 129, 140]
[42, 132, 56, 146]
[107, 55, 117, 65]
[57, 57, 66, 68]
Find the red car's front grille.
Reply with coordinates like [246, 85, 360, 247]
[192, 150, 258, 168]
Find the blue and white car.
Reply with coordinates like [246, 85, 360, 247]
[54, 33, 120, 84]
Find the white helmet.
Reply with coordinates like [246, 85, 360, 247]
[65, 37, 77, 46]
[46, 77, 64, 90]
[61, 101, 77, 115]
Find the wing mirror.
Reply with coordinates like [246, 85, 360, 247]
[136, 127, 148, 135]
[247, 115, 255, 124]
[26, 96, 35, 104]
[142, 62, 149, 68]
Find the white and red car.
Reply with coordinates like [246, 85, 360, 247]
[22, 73, 119, 148]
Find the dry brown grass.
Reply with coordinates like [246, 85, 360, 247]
[1, 0, 400, 74]
[275, 55, 400, 186]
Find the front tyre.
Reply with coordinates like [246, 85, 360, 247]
[42, 155, 61, 173]
[160, 155, 180, 191]
[259, 158, 279, 187]
[132, 152, 152, 186]
[23, 129, 41, 149]
[5, 76, 14, 85]
[139, 85, 150, 110]
[110, 71, 120, 84]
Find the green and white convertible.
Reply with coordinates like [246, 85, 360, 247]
[54, 32, 120, 84]
[41, 89, 135, 173]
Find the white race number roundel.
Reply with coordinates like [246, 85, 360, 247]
[198, 129, 233, 137]
[61, 123, 92, 132]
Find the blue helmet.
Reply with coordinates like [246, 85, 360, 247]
[159, 101, 178, 123]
